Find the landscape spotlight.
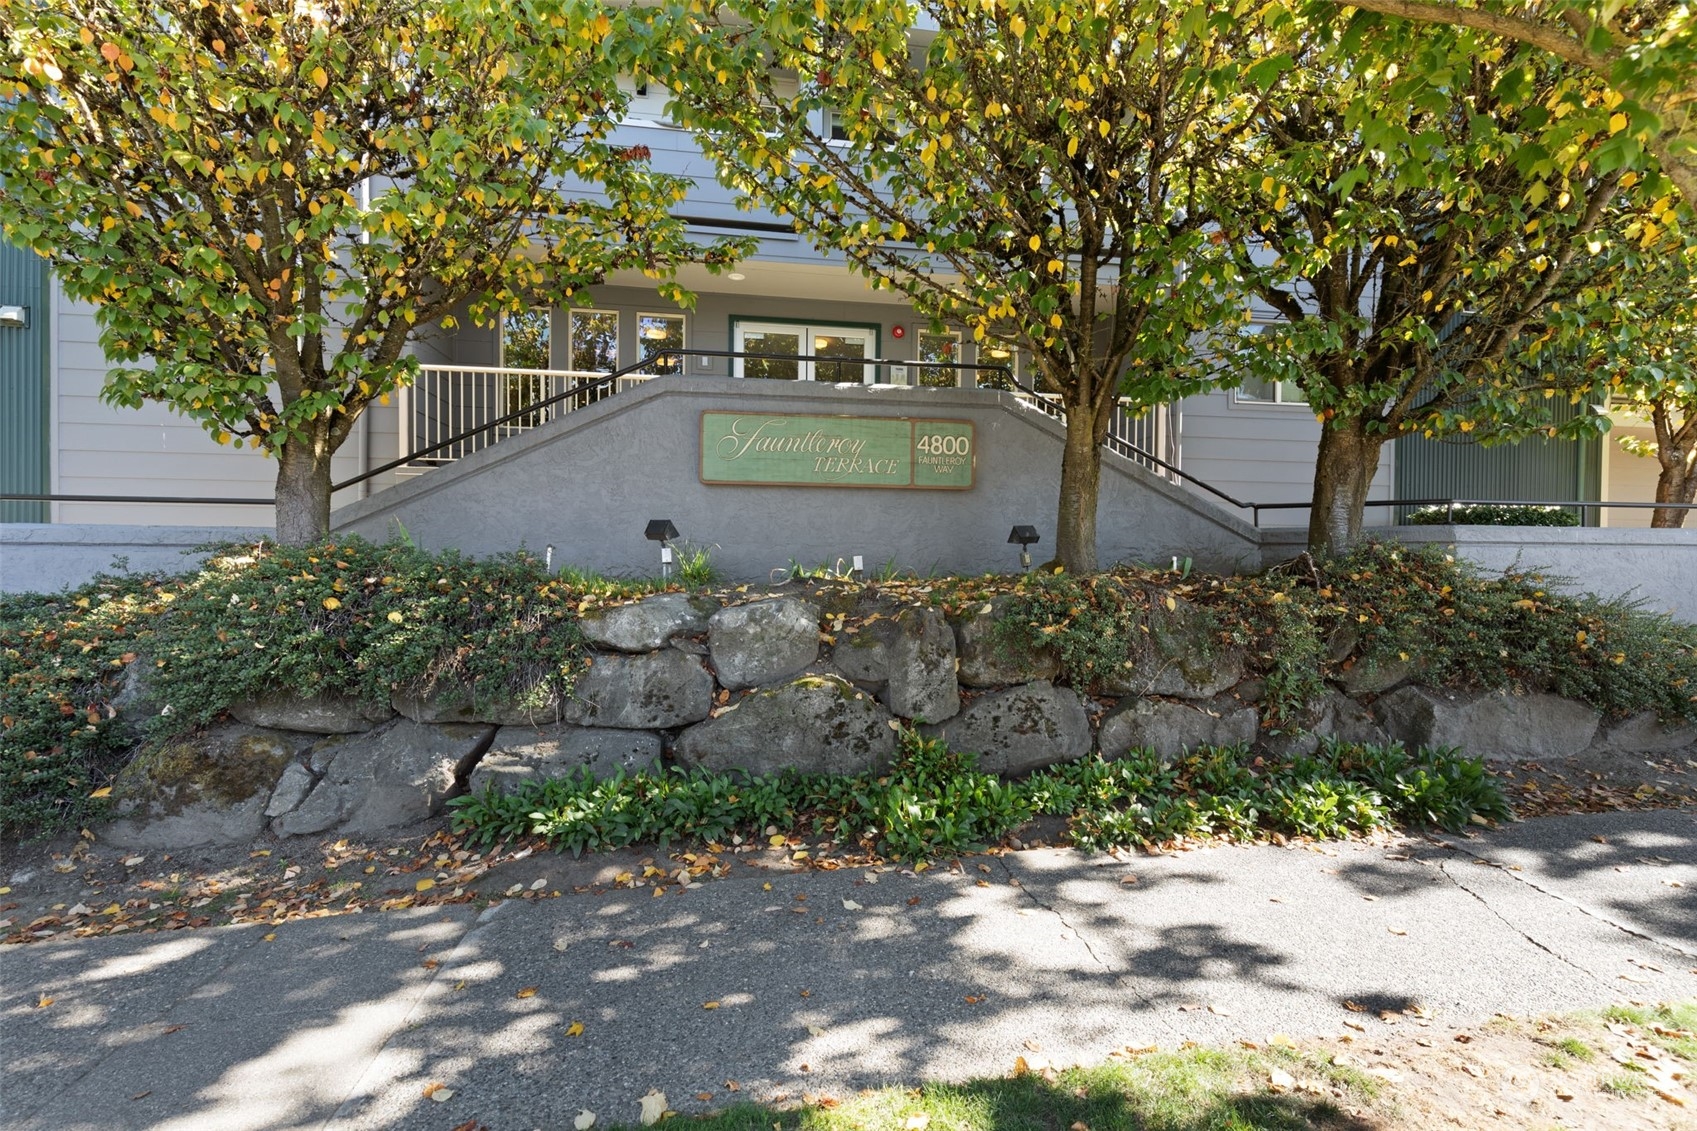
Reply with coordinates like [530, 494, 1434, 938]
[646, 519, 679, 579]
[1007, 524, 1040, 571]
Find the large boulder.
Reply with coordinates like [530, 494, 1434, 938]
[1372, 686, 1600, 760]
[579, 593, 717, 653]
[708, 598, 821, 689]
[468, 725, 663, 796]
[560, 649, 714, 730]
[833, 621, 893, 686]
[1103, 596, 1244, 699]
[925, 682, 1090, 775]
[883, 607, 960, 723]
[673, 675, 896, 776]
[229, 691, 395, 734]
[269, 719, 495, 837]
[101, 722, 310, 848]
[1098, 700, 1258, 760]
[1594, 711, 1697, 754]
[391, 685, 559, 726]
[952, 599, 1059, 688]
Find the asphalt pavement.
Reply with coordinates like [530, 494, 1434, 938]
[4, 809, 1693, 1131]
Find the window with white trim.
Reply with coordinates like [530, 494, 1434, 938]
[1234, 322, 1306, 404]
[916, 329, 962, 387]
[568, 309, 619, 373]
[636, 313, 685, 375]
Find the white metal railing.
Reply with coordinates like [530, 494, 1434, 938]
[401, 365, 654, 464]
[400, 364, 1180, 478]
[1008, 390, 1182, 482]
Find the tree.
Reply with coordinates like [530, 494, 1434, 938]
[650, 0, 1259, 572]
[1218, 18, 1629, 554]
[1339, 1, 1697, 209]
[1537, 232, 1697, 526]
[0, 0, 747, 544]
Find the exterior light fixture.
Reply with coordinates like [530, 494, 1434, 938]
[646, 518, 680, 579]
[0, 306, 28, 329]
[727, 272, 746, 281]
[1007, 524, 1040, 571]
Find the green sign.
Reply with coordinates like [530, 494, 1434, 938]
[700, 412, 975, 489]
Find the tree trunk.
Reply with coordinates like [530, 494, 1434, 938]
[1651, 457, 1694, 529]
[1053, 400, 1103, 573]
[273, 432, 336, 546]
[1307, 420, 1386, 557]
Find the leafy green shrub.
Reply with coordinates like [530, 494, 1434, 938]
[1406, 503, 1580, 527]
[455, 733, 1508, 859]
[0, 574, 166, 834]
[994, 542, 1697, 729]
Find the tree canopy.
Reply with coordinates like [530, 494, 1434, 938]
[1220, 14, 1631, 553]
[651, 0, 1263, 571]
[1341, 1, 1696, 209]
[0, 0, 747, 543]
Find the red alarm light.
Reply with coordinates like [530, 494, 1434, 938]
[891, 325, 906, 339]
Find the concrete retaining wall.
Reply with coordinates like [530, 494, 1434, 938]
[1262, 525, 1697, 623]
[330, 378, 1264, 580]
[0, 524, 269, 594]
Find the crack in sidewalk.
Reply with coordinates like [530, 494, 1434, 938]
[1433, 837, 1696, 961]
[1431, 855, 1602, 982]
[992, 857, 1182, 1038]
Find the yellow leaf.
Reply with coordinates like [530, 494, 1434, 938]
[1165, 596, 1176, 611]
[414, 876, 433, 891]
[322, 597, 342, 610]
[516, 986, 539, 998]
[1027, 234, 1041, 251]
[769, 834, 787, 847]
[310, 66, 328, 90]
[1066, 136, 1079, 158]
[245, 233, 262, 251]
[566, 1020, 585, 1036]
[89, 786, 113, 798]
[1012, 1055, 1030, 1077]
[871, 50, 887, 71]
[1609, 112, 1628, 135]
[703, 1000, 721, 1009]
[387, 610, 404, 623]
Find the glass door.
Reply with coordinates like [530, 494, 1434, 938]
[734, 320, 876, 382]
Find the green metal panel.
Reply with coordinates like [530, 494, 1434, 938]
[1393, 397, 1602, 524]
[0, 240, 50, 523]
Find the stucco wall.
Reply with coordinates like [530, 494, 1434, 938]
[1261, 525, 1697, 623]
[0, 524, 270, 593]
[331, 378, 1263, 580]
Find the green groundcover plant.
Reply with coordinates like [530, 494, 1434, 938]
[2, 538, 1691, 839]
[450, 728, 1511, 859]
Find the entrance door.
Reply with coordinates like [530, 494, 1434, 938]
[733, 320, 876, 383]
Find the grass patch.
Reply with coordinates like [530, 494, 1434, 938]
[1599, 1073, 1650, 1098]
[610, 1050, 1375, 1131]
[1551, 1035, 1596, 1061]
[1601, 1002, 1697, 1062]
[451, 728, 1509, 858]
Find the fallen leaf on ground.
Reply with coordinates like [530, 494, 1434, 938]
[566, 1021, 585, 1037]
[903, 1115, 930, 1130]
[638, 1090, 668, 1126]
[841, 899, 862, 910]
[572, 1110, 595, 1130]
[696, 1092, 714, 1102]
[703, 1000, 720, 1010]
[515, 986, 538, 999]
[1011, 1055, 1030, 1078]
[1268, 1068, 1295, 1092]
[35, 995, 53, 1008]
[806, 1024, 826, 1037]
[415, 878, 434, 892]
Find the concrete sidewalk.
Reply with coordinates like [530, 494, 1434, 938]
[4, 809, 1693, 1131]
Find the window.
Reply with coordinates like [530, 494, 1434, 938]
[500, 309, 552, 427]
[976, 343, 1018, 390]
[825, 110, 851, 142]
[568, 309, 619, 373]
[916, 330, 962, 387]
[1236, 375, 1307, 404]
[636, 313, 685, 375]
[500, 308, 551, 370]
[1234, 321, 1306, 404]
